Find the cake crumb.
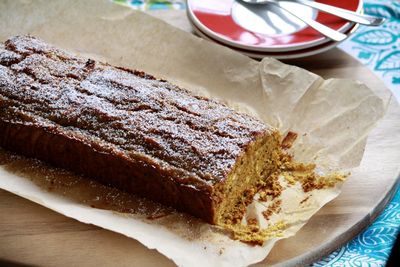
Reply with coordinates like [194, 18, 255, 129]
[281, 131, 298, 149]
[262, 200, 282, 221]
[300, 196, 310, 204]
[246, 218, 258, 226]
[224, 221, 287, 246]
[258, 172, 282, 201]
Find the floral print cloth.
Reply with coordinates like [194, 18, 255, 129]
[114, 1, 400, 266]
[113, 0, 186, 10]
[338, 0, 400, 102]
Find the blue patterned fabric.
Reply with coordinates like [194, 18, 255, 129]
[313, 187, 400, 266]
[113, 0, 186, 10]
[114, 0, 400, 266]
[339, 0, 400, 102]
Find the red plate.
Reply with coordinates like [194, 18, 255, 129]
[190, 18, 359, 59]
[187, 0, 362, 52]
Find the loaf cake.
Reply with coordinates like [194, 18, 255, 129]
[0, 36, 281, 225]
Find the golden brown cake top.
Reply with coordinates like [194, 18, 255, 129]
[0, 35, 274, 186]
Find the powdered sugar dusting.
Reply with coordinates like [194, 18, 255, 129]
[0, 35, 274, 185]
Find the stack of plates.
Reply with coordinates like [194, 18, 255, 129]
[187, 0, 362, 59]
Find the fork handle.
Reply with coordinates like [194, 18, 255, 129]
[269, 0, 347, 41]
[280, 0, 385, 26]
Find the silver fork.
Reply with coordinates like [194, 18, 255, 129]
[243, 0, 386, 26]
[283, 0, 384, 26]
[240, 0, 385, 42]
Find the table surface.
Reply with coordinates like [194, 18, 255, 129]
[1, 10, 400, 267]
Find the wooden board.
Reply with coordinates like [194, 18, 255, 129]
[1, 10, 399, 267]
[265, 50, 400, 266]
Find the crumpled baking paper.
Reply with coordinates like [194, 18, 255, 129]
[0, 0, 386, 266]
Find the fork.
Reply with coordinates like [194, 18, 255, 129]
[242, 0, 386, 26]
[240, 0, 346, 41]
[240, 0, 385, 42]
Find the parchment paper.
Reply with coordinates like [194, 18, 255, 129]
[0, 0, 386, 266]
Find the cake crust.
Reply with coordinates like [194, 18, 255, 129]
[0, 36, 280, 224]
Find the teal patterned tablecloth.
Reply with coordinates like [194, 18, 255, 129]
[338, 0, 400, 103]
[115, 1, 400, 266]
